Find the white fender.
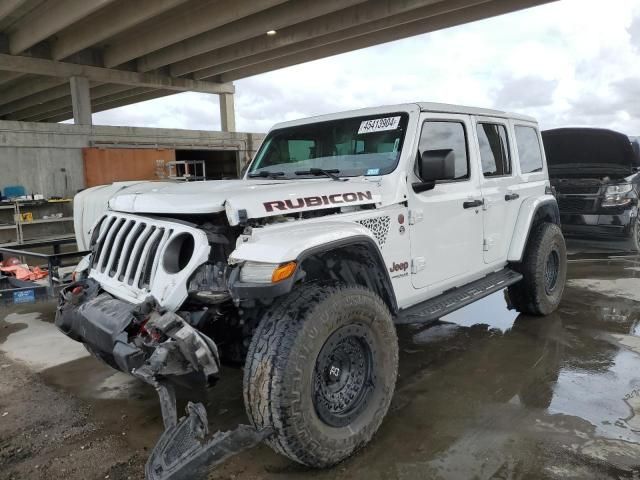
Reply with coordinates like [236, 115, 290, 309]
[507, 194, 559, 262]
[230, 221, 380, 264]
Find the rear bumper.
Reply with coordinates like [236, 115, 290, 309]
[560, 208, 637, 240]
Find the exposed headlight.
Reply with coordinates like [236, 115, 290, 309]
[602, 183, 635, 207]
[71, 254, 92, 282]
[239, 261, 297, 283]
[163, 233, 195, 273]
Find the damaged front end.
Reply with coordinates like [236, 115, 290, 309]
[55, 278, 271, 480]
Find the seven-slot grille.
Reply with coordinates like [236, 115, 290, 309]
[91, 214, 173, 291]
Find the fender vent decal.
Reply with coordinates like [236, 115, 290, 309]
[357, 216, 391, 246]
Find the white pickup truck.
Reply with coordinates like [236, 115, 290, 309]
[56, 102, 566, 479]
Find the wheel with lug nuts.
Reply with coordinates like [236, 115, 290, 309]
[243, 284, 398, 467]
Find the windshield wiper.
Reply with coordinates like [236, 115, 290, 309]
[294, 168, 343, 181]
[248, 170, 286, 179]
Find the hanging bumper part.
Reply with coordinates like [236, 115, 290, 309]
[134, 366, 272, 480]
[55, 280, 272, 480]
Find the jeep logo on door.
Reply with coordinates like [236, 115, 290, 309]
[389, 261, 409, 273]
[263, 191, 373, 212]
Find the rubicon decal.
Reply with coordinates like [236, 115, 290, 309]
[264, 191, 373, 212]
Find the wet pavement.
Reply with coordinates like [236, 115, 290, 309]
[3, 245, 640, 478]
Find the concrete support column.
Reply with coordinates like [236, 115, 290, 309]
[219, 92, 235, 132]
[69, 76, 92, 125]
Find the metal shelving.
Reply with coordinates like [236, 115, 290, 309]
[0, 203, 19, 245]
[20, 217, 74, 225]
[0, 200, 74, 245]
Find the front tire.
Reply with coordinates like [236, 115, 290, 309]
[508, 222, 567, 315]
[243, 284, 398, 468]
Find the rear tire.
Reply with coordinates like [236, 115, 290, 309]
[628, 216, 640, 252]
[243, 284, 398, 468]
[508, 222, 567, 315]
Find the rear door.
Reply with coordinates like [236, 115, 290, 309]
[473, 118, 521, 265]
[512, 121, 548, 207]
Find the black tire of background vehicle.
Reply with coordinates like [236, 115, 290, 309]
[243, 284, 398, 468]
[508, 222, 567, 316]
[628, 216, 640, 252]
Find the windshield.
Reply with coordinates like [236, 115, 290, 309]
[248, 113, 409, 178]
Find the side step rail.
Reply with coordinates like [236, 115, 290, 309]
[396, 268, 523, 325]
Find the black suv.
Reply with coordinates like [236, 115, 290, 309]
[542, 128, 640, 250]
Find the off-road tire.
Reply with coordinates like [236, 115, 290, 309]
[508, 222, 567, 315]
[243, 284, 398, 468]
[628, 216, 640, 253]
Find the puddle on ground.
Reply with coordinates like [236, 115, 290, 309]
[568, 278, 640, 302]
[0, 309, 89, 371]
[3, 248, 640, 478]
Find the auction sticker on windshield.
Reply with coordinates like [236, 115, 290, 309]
[358, 116, 401, 134]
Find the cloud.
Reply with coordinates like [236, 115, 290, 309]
[92, 0, 640, 135]
[493, 76, 559, 109]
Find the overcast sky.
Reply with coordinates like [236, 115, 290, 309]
[92, 0, 640, 134]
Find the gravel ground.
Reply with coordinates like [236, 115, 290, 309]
[0, 350, 144, 480]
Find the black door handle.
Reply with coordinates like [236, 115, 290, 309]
[505, 193, 520, 201]
[463, 199, 483, 209]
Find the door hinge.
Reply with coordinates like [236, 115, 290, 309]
[412, 257, 426, 273]
[409, 209, 423, 225]
[483, 239, 489, 251]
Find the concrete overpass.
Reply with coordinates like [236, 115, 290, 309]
[0, 0, 554, 130]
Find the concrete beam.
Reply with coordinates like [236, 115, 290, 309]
[184, 0, 476, 79]
[219, 93, 235, 132]
[140, 0, 367, 73]
[6, 84, 132, 120]
[0, 53, 235, 94]
[52, 0, 189, 60]
[0, 70, 23, 86]
[220, 0, 554, 82]
[103, 0, 288, 68]
[25, 87, 156, 122]
[0, 81, 72, 116]
[9, 0, 117, 54]
[0, 0, 28, 23]
[0, 77, 66, 106]
[69, 76, 92, 125]
[42, 90, 176, 123]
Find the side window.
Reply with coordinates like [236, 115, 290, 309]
[418, 121, 469, 180]
[515, 126, 544, 174]
[477, 123, 511, 177]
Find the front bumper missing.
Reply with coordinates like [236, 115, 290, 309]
[55, 280, 271, 480]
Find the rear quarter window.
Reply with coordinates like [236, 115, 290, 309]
[515, 126, 544, 174]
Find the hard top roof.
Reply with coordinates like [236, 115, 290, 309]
[271, 102, 537, 130]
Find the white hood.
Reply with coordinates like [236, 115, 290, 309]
[108, 179, 384, 226]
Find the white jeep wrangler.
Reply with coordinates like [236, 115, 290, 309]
[56, 103, 566, 479]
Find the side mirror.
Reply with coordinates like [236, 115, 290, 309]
[412, 149, 456, 193]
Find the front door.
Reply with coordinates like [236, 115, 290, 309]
[409, 114, 485, 290]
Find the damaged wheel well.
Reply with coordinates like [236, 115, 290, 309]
[297, 238, 398, 314]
